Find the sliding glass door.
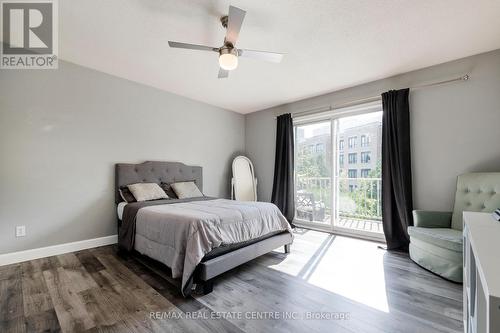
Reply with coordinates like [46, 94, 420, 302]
[334, 111, 383, 238]
[294, 102, 384, 240]
[295, 121, 332, 225]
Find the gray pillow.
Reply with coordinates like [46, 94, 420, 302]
[160, 182, 178, 199]
[127, 183, 168, 202]
[119, 187, 136, 203]
[171, 181, 203, 199]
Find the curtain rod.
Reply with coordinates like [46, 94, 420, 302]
[275, 74, 470, 119]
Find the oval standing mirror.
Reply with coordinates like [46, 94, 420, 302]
[231, 156, 257, 201]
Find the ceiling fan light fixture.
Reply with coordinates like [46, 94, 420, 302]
[219, 48, 238, 71]
[168, 5, 283, 78]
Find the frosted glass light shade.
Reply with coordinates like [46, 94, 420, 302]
[219, 53, 238, 70]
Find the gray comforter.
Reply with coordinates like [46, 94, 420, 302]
[119, 197, 215, 252]
[119, 198, 293, 295]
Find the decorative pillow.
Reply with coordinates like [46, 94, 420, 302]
[119, 187, 137, 203]
[127, 183, 168, 202]
[171, 181, 203, 199]
[160, 182, 178, 199]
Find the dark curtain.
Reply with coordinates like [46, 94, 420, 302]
[271, 113, 295, 225]
[381, 88, 413, 251]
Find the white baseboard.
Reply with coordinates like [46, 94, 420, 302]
[0, 235, 118, 266]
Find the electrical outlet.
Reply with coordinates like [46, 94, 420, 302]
[15, 225, 26, 237]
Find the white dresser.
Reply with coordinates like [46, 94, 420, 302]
[463, 212, 500, 333]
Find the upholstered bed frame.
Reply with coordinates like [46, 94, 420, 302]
[115, 161, 292, 294]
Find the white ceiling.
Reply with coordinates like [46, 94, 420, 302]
[57, 0, 500, 114]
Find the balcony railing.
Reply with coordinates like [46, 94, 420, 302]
[296, 176, 382, 226]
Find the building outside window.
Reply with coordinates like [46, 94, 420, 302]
[348, 169, 357, 178]
[361, 151, 371, 163]
[348, 153, 357, 164]
[348, 136, 357, 149]
[316, 143, 324, 153]
[339, 140, 344, 150]
[361, 169, 371, 178]
[339, 154, 344, 167]
[361, 135, 370, 147]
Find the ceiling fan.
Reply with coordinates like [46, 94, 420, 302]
[168, 5, 284, 78]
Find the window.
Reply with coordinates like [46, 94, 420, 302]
[294, 121, 332, 224]
[361, 151, 371, 163]
[293, 101, 383, 237]
[361, 169, 371, 178]
[361, 135, 370, 147]
[348, 136, 357, 149]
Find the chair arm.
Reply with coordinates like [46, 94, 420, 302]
[412, 210, 452, 228]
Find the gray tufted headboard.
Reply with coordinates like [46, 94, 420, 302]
[115, 161, 203, 203]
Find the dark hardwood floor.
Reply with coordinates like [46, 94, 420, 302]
[0, 229, 463, 333]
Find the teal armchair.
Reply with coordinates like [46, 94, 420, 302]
[408, 173, 500, 283]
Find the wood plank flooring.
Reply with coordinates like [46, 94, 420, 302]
[0, 229, 463, 333]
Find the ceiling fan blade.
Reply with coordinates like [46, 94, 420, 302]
[168, 41, 218, 52]
[225, 6, 246, 45]
[218, 68, 229, 79]
[238, 49, 284, 63]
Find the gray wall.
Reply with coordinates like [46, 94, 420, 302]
[3, 49, 500, 255]
[0, 61, 245, 254]
[246, 49, 500, 212]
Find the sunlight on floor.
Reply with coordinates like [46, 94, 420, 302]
[269, 230, 390, 312]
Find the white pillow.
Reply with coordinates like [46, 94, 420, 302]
[127, 183, 168, 202]
[171, 181, 203, 199]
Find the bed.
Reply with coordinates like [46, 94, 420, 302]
[115, 161, 293, 296]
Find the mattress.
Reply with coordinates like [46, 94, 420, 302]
[117, 202, 127, 220]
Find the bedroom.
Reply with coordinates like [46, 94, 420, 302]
[1, 1, 500, 332]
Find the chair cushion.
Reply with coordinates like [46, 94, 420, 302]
[409, 240, 463, 282]
[297, 205, 313, 212]
[408, 226, 462, 252]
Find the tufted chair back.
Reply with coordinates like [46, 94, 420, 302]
[451, 173, 500, 230]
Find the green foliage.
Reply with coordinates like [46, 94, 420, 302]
[347, 183, 381, 219]
[296, 151, 330, 177]
[345, 160, 381, 219]
[336, 163, 382, 219]
[297, 150, 382, 220]
[369, 160, 382, 178]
